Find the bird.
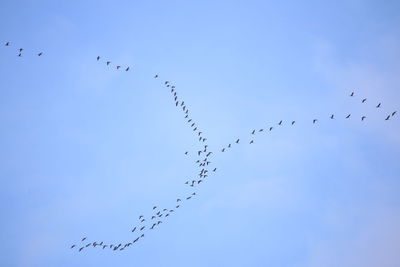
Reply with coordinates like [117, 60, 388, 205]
[165, 81, 169, 85]
[376, 103, 381, 108]
[37, 52, 43, 56]
[81, 237, 87, 242]
[313, 119, 318, 124]
[250, 140, 254, 144]
[141, 219, 145, 222]
[70, 245, 76, 249]
[251, 130, 256, 134]
[97, 56, 100, 61]
[153, 206, 157, 210]
[185, 151, 188, 155]
[269, 127, 273, 131]
[106, 61, 111, 65]
[259, 129, 264, 132]
[116, 65, 121, 69]
[79, 247, 84, 252]
[362, 98, 367, 103]
[131, 227, 136, 232]
[125, 67, 130, 71]
[140, 226, 145, 231]
[330, 114, 334, 119]
[18, 53, 22, 57]
[278, 120, 283, 125]
[236, 139, 240, 144]
[154, 74, 158, 78]
[291, 121, 295, 125]
[361, 116, 366, 121]
[139, 215, 144, 219]
[19, 48, 23, 52]
[213, 168, 217, 172]
[186, 196, 192, 200]
[350, 92, 355, 97]
[5, 42, 10, 46]
[392, 111, 397, 116]
[221, 148, 225, 152]
[385, 115, 390, 120]
[176, 205, 180, 208]
[346, 114, 351, 119]
[177, 198, 181, 202]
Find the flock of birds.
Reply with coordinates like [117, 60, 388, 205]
[3, 42, 397, 252]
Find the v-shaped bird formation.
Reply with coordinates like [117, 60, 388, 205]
[2, 42, 397, 252]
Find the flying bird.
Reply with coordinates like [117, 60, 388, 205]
[5, 42, 10, 46]
[97, 56, 100, 61]
[81, 237, 87, 242]
[269, 127, 273, 131]
[131, 227, 136, 232]
[330, 114, 334, 119]
[213, 168, 217, 172]
[19, 48, 23, 52]
[250, 140, 254, 144]
[125, 67, 130, 71]
[362, 98, 367, 103]
[376, 103, 381, 108]
[251, 130, 256, 134]
[278, 120, 283, 125]
[154, 74, 158, 78]
[361, 116, 366, 121]
[18, 53, 22, 57]
[385, 115, 390, 120]
[346, 114, 351, 119]
[153, 206, 157, 210]
[116, 65, 121, 69]
[37, 52, 43, 56]
[350, 92, 354, 97]
[106, 61, 111, 65]
[392, 111, 397, 116]
[70, 245, 76, 249]
[313, 119, 318, 124]
[291, 121, 295, 125]
[236, 139, 240, 143]
[79, 247, 84, 252]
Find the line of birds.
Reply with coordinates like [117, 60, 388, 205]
[3, 42, 43, 57]
[96, 56, 131, 71]
[6, 45, 394, 252]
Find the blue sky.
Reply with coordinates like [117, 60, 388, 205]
[1, 0, 400, 266]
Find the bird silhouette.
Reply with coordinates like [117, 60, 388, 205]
[252, 130, 255, 134]
[330, 114, 334, 119]
[125, 67, 130, 71]
[392, 111, 397, 116]
[278, 120, 283, 125]
[5, 42, 10, 46]
[376, 103, 381, 108]
[350, 92, 354, 97]
[361, 116, 366, 121]
[97, 56, 100, 61]
[269, 127, 273, 131]
[153, 206, 157, 210]
[250, 140, 254, 144]
[81, 237, 87, 242]
[385, 115, 390, 120]
[116, 65, 121, 69]
[38, 52, 43, 56]
[346, 114, 351, 119]
[154, 74, 158, 78]
[132, 227, 136, 232]
[106, 61, 111, 65]
[291, 121, 295, 125]
[236, 139, 240, 144]
[79, 247, 84, 252]
[313, 119, 317, 124]
[362, 98, 367, 103]
[19, 48, 23, 52]
[71, 245, 76, 249]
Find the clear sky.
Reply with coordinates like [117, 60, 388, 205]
[1, 0, 400, 266]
